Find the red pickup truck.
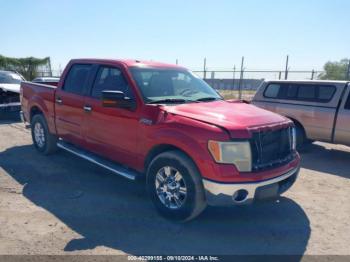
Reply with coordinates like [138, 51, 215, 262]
[21, 59, 300, 221]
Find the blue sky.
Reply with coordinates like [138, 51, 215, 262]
[1, 0, 349, 71]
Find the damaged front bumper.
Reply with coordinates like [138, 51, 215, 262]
[203, 166, 300, 206]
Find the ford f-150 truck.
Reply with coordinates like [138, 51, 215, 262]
[21, 59, 300, 221]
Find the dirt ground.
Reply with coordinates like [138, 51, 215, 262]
[0, 118, 349, 256]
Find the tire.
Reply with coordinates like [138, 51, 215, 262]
[304, 139, 314, 145]
[295, 124, 306, 150]
[146, 150, 207, 222]
[31, 114, 58, 155]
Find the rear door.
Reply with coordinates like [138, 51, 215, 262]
[334, 84, 350, 146]
[55, 64, 93, 146]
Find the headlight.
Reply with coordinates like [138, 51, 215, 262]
[208, 140, 252, 172]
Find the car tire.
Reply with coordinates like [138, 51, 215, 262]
[295, 124, 306, 150]
[146, 150, 207, 222]
[31, 114, 58, 155]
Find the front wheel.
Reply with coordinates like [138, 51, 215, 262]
[147, 151, 207, 222]
[31, 114, 58, 155]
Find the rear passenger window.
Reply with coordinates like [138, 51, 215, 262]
[264, 84, 280, 98]
[297, 85, 316, 100]
[63, 64, 92, 95]
[286, 85, 298, 99]
[318, 85, 336, 101]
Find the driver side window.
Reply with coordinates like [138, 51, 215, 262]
[91, 66, 133, 99]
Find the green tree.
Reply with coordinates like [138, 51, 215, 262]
[0, 55, 51, 80]
[319, 58, 350, 80]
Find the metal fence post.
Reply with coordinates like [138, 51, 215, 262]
[238, 56, 244, 100]
[285, 55, 289, 80]
[203, 58, 207, 79]
[211, 71, 215, 88]
[232, 65, 236, 90]
[311, 69, 315, 80]
[278, 71, 282, 80]
[347, 60, 350, 80]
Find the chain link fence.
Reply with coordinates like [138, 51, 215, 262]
[36, 65, 325, 101]
[35, 70, 62, 78]
[191, 69, 325, 100]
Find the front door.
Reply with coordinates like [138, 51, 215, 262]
[83, 65, 139, 167]
[55, 64, 93, 146]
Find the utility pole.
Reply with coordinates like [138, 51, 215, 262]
[203, 58, 207, 79]
[238, 56, 244, 100]
[285, 55, 289, 80]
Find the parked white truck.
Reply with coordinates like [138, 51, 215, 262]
[252, 80, 350, 148]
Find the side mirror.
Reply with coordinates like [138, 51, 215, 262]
[101, 90, 136, 110]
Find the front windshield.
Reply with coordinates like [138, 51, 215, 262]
[0, 72, 23, 84]
[130, 67, 222, 103]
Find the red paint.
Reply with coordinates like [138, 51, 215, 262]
[21, 59, 300, 183]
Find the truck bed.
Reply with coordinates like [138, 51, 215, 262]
[21, 81, 57, 133]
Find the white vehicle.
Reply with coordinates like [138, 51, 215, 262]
[0, 70, 24, 112]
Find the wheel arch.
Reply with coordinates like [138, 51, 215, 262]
[28, 99, 56, 134]
[287, 116, 307, 139]
[30, 105, 43, 121]
[144, 144, 198, 173]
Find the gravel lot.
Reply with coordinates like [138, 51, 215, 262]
[0, 117, 349, 256]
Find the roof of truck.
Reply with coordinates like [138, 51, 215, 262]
[69, 58, 186, 69]
[264, 79, 349, 84]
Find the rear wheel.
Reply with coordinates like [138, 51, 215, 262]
[294, 122, 314, 151]
[147, 150, 207, 222]
[295, 124, 305, 150]
[31, 114, 58, 155]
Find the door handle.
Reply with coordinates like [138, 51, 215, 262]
[83, 105, 92, 112]
[56, 97, 63, 105]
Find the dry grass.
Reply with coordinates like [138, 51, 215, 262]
[218, 90, 257, 101]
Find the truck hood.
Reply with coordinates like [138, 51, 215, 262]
[0, 84, 20, 93]
[164, 100, 291, 138]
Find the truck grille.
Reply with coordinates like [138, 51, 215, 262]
[250, 126, 295, 171]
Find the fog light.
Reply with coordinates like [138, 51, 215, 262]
[232, 189, 249, 202]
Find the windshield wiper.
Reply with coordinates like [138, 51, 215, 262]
[196, 97, 222, 102]
[148, 98, 191, 104]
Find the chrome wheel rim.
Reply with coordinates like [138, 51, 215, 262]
[155, 166, 187, 210]
[34, 122, 45, 148]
